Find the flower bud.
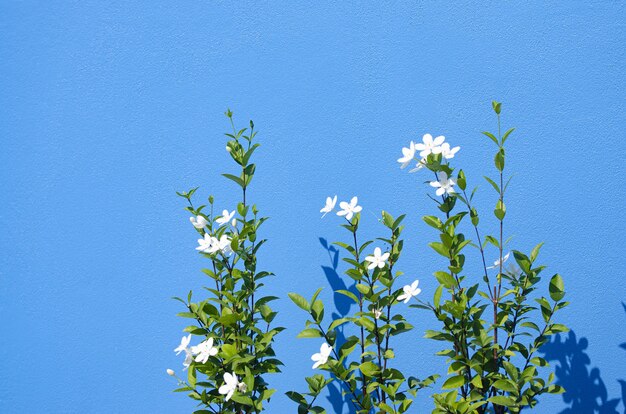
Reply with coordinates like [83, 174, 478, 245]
[237, 382, 247, 393]
[167, 369, 175, 376]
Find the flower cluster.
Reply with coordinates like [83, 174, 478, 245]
[196, 233, 233, 256]
[173, 334, 219, 370]
[397, 133, 460, 194]
[320, 195, 362, 220]
[190, 210, 237, 256]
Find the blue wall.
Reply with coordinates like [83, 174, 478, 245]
[1, 2, 624, 413]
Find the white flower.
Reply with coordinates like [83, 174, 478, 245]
[209, 234, 233, 256]
[336, 197, 362, 221]
[397, 141, 416, 169]
[409, 157, 428, 173]
[174, 334, 192, 356]
[430, 171, 456, 196]
[397, 280, 421, 303]
[415, 134, 445, 157]
[237, 382, 247, 393]
[311, 342, 333, 369]
[487, 252, 511, 269]
[320, 195, 337, 218]
[373, 309, 382, 319]
[219, 372, 239, 401]
[216, 210, 235, 226]
[166, 369, 175, 376]
[196, 233, 214, 253]
[440, 143, 460, 159]
[190, 215, 208, 229]
[191, 337, 219, 364]
[365, 247, 390, 270]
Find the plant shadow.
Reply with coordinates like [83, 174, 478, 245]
[319, 237, 358, 414]
[541, 303, 626, 414]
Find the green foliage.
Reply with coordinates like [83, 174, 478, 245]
[288, 210, 438, 413]
[414, 102, 568, 414]
[172, 111, 283, 413]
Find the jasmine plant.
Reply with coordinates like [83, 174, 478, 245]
[397, 102, 568, 413]
[169, 110, 283, 413]
[287, 198, 437, 413]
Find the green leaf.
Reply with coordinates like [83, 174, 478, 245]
[442, 375, 465, 389]
[311, 299, 325, 323]
[188, 366, 197, 388]
[359, 361, 381, 377]
[285, 391, 306, 405]
[297, 328, 323, 338]
[492, 101, 502, 115]
[288, 292, 310, 311]
[494, 148, 505, 171]
[434, 284, 443, 308]
[482, 131, 498, 145]
[549, 274, 565, 301]
[221, 343, 238, 358]
[502, 127, 515, 144]
[222, 173, 245, 188]
[434, 271, 457, 289]
[423, 215, 443, 230]
[336, 290, 359, 304]
[488, 395, 516, 407]
[429, 242, 450, 258]
[530, 242, 544, 262]
[355, 283, 370, 295]
[494, 199, 506, 220]
[484, 176, 500, 193]
[492, 379, 517, 393]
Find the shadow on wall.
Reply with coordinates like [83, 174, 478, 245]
[541, 303, 626, 414]
[319, 238, 357, 414]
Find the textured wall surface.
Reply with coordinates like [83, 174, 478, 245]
[1, 2, 625, 413]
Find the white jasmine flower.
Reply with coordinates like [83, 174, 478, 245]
[174, 334, 192, 355]
[192, 337, 218, 364]
[373, 309, 382, 319]
[440, 143, 460, 159]
[397, 141, 416, 169]
[320, 195, 337, 218]
[409, 157, 428, 173]
[216, 210, 236, 226]
[166, 369, 175, 376]
[311, 342, 333, 369]
[209, 234, 233, 256]
[365, 247, 390, 270]
[219, 372, 239, 401]
[430, 171, 456, 196]
[190, 215, 208, 229]
[487, 252, 511, 269]
[397, 280, 422, 303]
[237, 382, 247, 393]
[196, 233, 214, 253]
[337, 197, 362, 220]
[415, 134, 445, 157]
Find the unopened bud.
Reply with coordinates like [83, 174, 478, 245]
[167, 369, 175, 376]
